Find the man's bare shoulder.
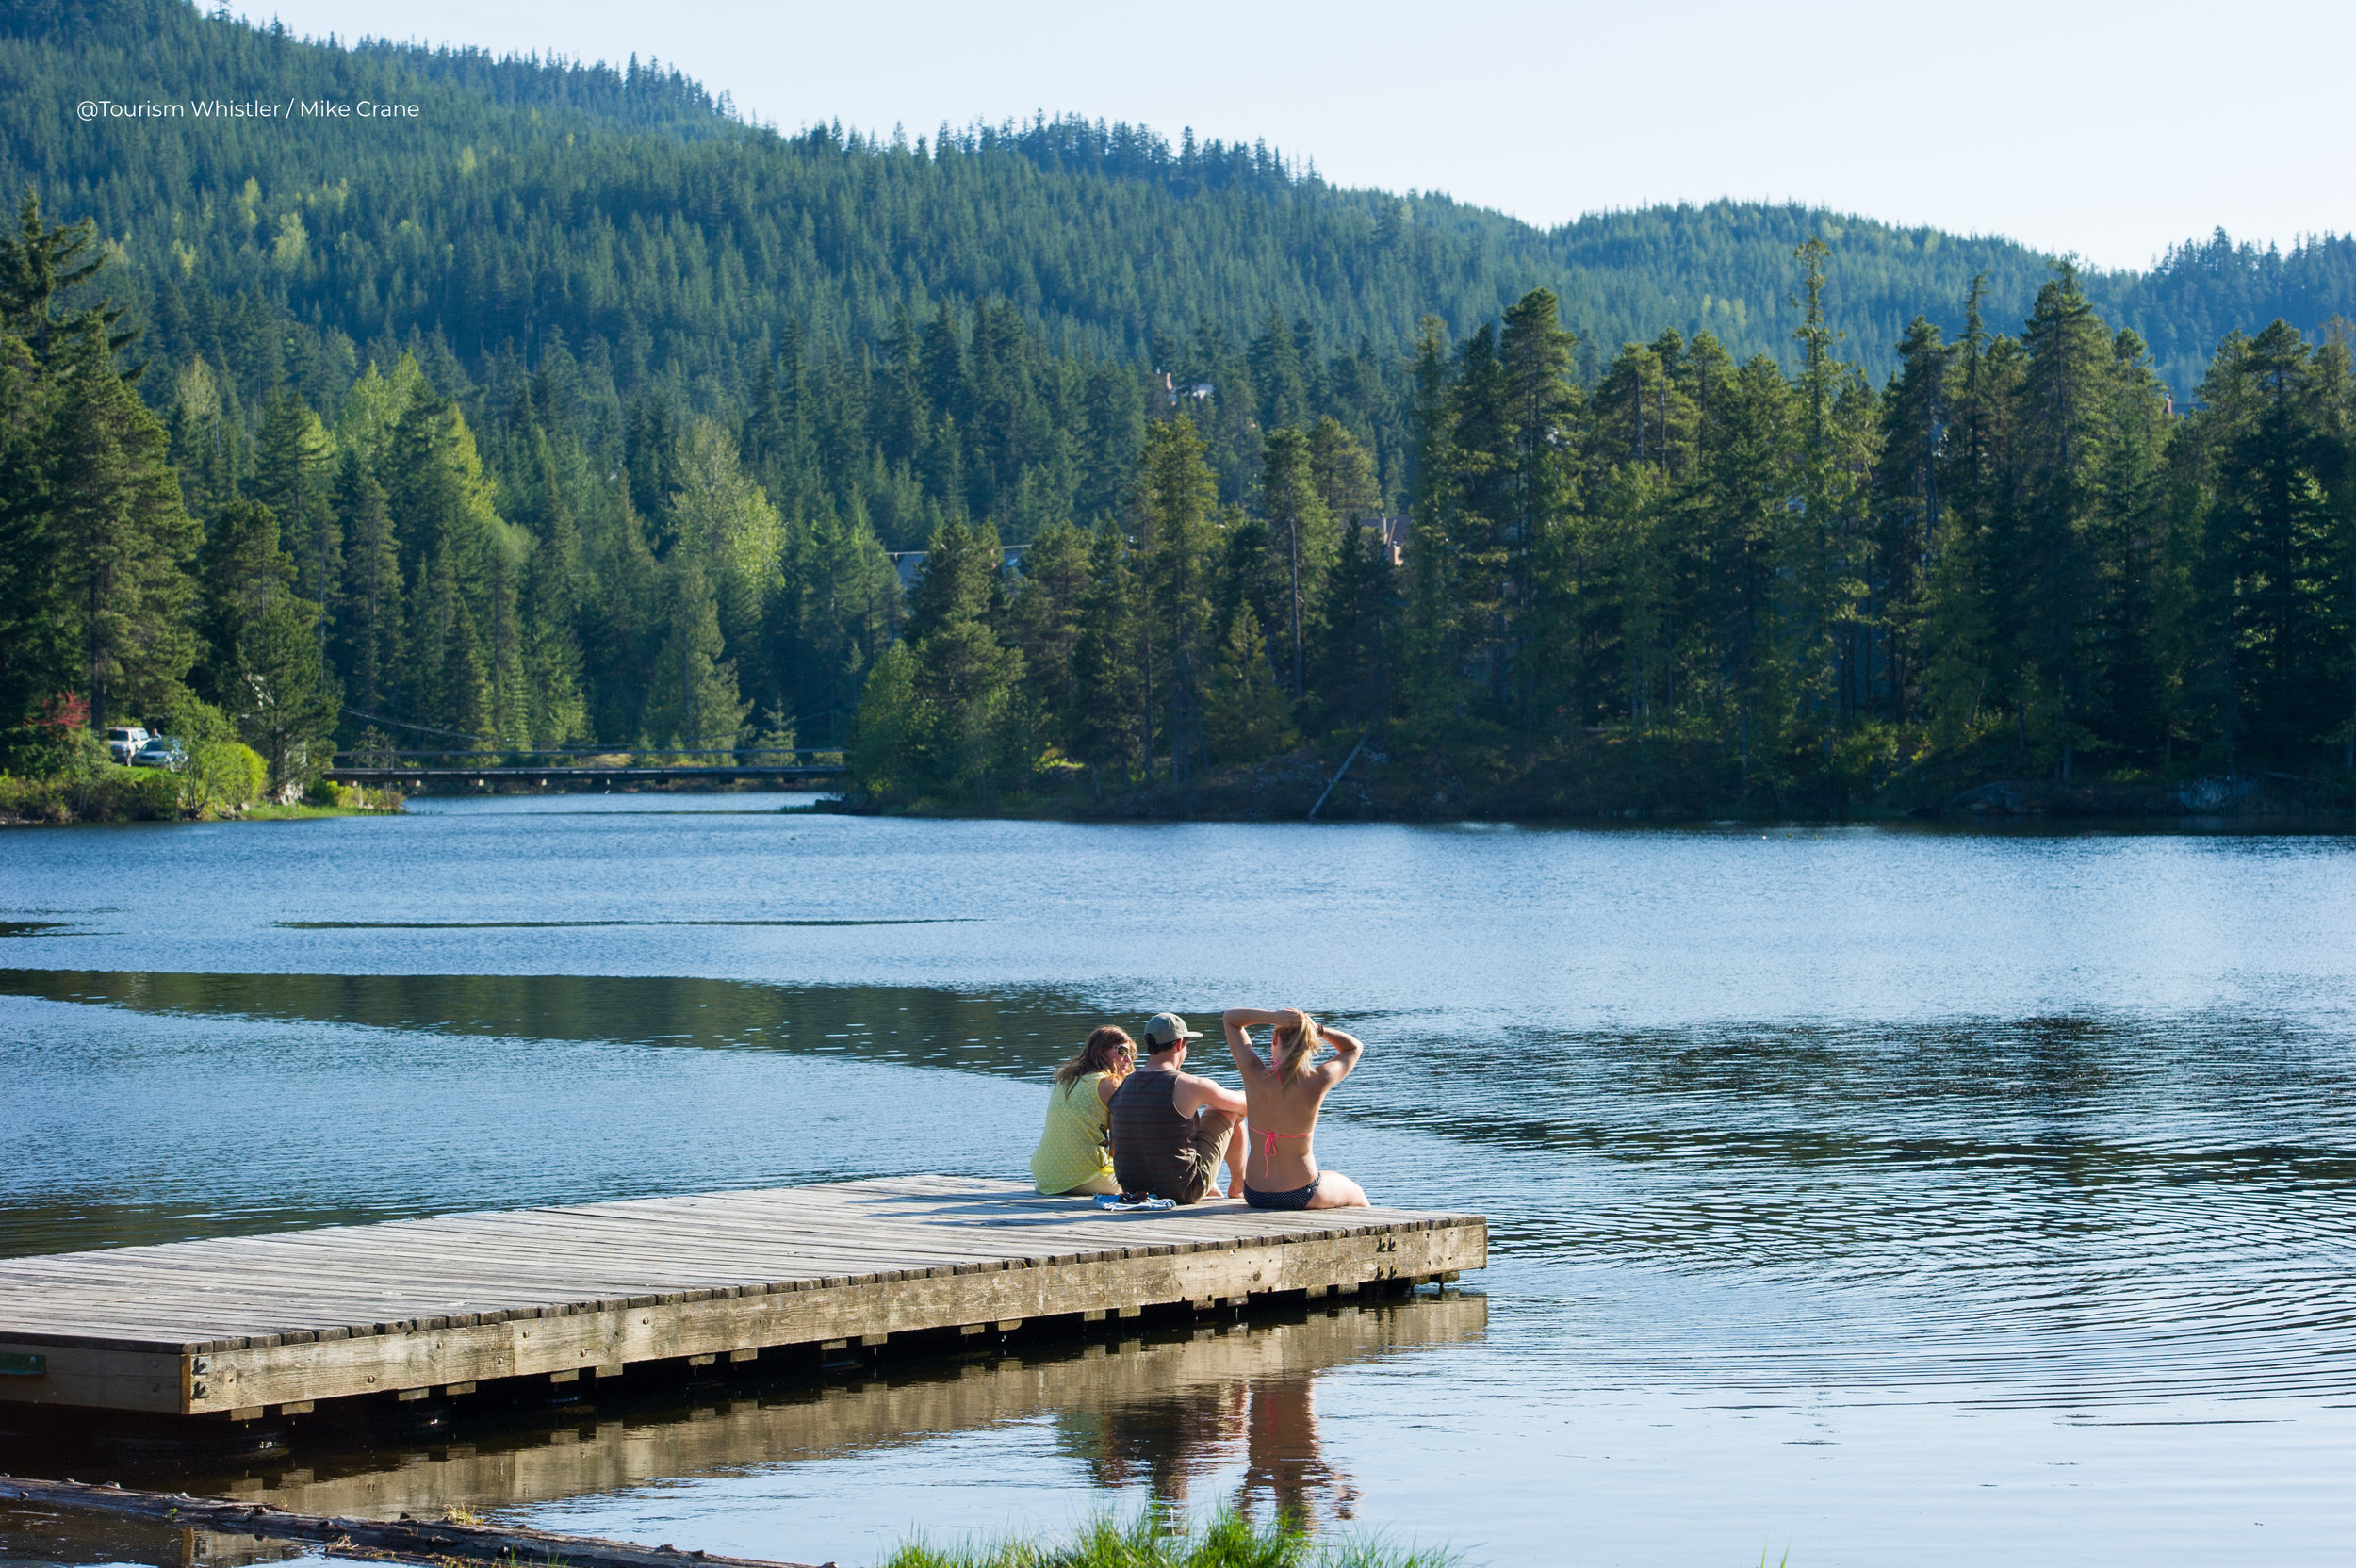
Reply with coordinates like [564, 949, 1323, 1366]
[1174, 1069, 1244, 1108]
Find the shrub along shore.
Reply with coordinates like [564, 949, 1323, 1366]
[0, 746, 401, 825]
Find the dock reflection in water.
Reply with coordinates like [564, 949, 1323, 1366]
[0, 1294, 1482, 1567]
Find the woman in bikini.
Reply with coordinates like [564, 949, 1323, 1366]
[1222, 1006, 1370, 1211]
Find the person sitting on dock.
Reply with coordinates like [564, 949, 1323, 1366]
[1109, 1011, 1248, 1204]
[1029, 1025, 1137, 1196]
[1223, 1006, 1370, 1211]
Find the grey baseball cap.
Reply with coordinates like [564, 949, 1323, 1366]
[1141, 1011, 1203, 1048]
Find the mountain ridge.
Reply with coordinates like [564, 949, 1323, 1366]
[6, 0, 2351, 407]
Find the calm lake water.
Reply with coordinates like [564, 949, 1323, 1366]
[5, 797, 2356, 1565]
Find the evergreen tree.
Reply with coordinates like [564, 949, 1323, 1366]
[2010, 264, 2120, 780]
[1307, 416, 1382, 525]
[1256, 427, 1333, 699]
[512, 421, 587, 746]
[192, 498, 294, 709]
[1081, 362, 1148, 520]
[641, 547, 749, 758]
[2087, 325, 2174, 762]
[1005, 518, 1092, 757]
[407, 548, 492, 741]
[580, 491, 664, 746]
[483, 542, 530, 747]
[1203, 601, 1296, 763]
[165, 360, 240, 526]
[1401, 315, 1464, 731]
[2307, 329, 2356, 770]
[1311, 514, 1401, 732]
[1448, 323, 1513, 717]
[1697, 354, 1800, 792]
[1928, 276, 2024, 758]
[0, 192, 133, 371]
[333, 450, 401, 719]
[1136, 416, 1219, 781]
[1069, 520, 1143, 789]
[847, 638, 923, 802]
[253, 390, 339, 611]
[899, 514, 1026, 796]
[1593, 454, 1674, 736]
[1497, 288, 1579, 727]
[237, 590, 340, 792]
[1874, 318, 1952, 724]
[47, 330, 199, 730]
[2185, 321, 2349, 766]
[1249, 312, 1309, 433]
[794, 496, 901, 748]
[1785, 237, 1879, 773]
[626, 396, 681, 538]
[0, 329, 66, 749]
[669, 418, 784, 706]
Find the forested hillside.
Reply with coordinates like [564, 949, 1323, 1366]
[3, 0, 2353, 821]
[10, 0, 2356, 415]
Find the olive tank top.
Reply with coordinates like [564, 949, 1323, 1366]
[1108, 1070, 1198, 1197]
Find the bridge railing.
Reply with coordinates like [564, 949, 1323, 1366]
[331, 746, 846, 768]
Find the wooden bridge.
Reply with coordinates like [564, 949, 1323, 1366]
[0, 1177, 1484, 1422]
[324, 762, 845, 790]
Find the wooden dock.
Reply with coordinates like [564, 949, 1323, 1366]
[0, 1177, 1484, 1420]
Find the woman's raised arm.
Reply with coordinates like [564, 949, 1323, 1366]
[1223, 1006, 1302, 1074]
[1318, 1026, 1365, 1083]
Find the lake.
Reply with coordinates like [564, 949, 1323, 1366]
[5, 797, 2356, 1565]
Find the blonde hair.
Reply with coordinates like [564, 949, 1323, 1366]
[1269, 1016, 1324, 1086]
[1055, 1026, 1137, 1086]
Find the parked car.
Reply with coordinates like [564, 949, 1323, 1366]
[105, 726, 150, 763]
[132, 736, 187, 771]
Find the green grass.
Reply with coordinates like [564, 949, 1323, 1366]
[880, 1509, 1458, 1568]
[235, 801, 398, 821]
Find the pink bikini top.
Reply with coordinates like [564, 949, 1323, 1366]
[1259, 1125, 1311, 1171]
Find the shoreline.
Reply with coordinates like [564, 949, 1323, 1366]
[0, 803, 396, 827]
[22, 786, 2350, 830]
[839, 743, 2356, 828]
[15, 784, 2349, 829]
[12, 747, 2353, 829]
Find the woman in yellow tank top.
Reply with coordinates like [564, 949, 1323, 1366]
[1029, 1026, 1137, 1196]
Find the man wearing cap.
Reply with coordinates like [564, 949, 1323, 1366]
[1108, 1012, 1247, 1203]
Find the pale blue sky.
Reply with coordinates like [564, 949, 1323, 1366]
[236, 0, 2349, 270]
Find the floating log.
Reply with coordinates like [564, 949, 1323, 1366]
[0, 1474, 826, 1568]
